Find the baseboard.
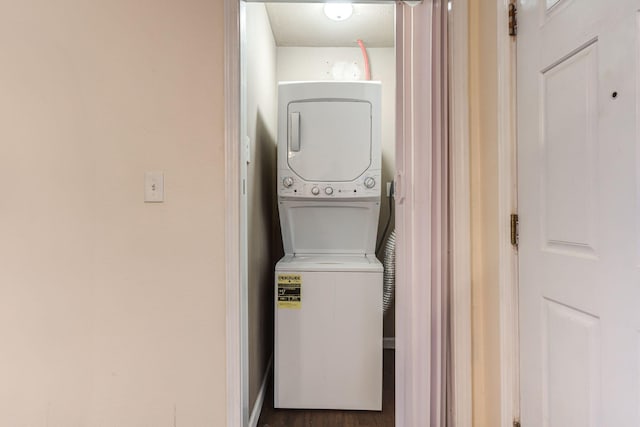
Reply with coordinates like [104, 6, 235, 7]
[383, 337, 395, 350]
[248, 354, 273, 427]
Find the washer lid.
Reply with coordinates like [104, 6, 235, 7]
[287, 100, 372, 182]
[279, 200, 379, 255]
[276, 254, 382, 272]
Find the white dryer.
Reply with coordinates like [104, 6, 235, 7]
[274, 81, 383, 411]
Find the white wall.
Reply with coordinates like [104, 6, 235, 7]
[276, 46, 396, 336]
[0, 1, 226, 425]
[246, 2, 280, 412]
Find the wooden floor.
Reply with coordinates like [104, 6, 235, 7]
[257, 349, 395, 427]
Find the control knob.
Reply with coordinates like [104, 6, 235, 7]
[311, 186, 320, 196]
[283, 176, 294, 188]
[325, 187, 334, 195]
[364, 177, 376, 189]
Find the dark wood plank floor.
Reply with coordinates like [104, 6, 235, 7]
[257, 349, 395, 427]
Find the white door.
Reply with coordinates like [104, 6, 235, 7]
[287, 101, 372, 182]
[518, 1, 640, 426]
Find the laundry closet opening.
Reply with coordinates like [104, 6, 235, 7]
[241, 1, 396, 424]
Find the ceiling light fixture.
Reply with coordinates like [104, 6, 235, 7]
[324, 3, 353, 21]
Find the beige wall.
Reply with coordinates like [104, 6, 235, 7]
[469, 0, 502, 426]
[0, 1, 226, 425]
[276, 46, 396, 337]
[246, 2, 280, 412]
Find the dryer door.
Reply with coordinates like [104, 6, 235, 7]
[287, 100, 372, 182]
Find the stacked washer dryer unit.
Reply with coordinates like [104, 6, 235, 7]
[274, 81, 383, 411]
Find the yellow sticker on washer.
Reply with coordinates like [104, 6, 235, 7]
[277, 274, 301, 309]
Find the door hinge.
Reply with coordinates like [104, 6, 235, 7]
[509, 1, 517, 37]
[513, 419, 521, 427]
[510, 214, 519, 248]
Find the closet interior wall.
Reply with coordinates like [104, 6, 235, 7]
[245, 2, 280, 412]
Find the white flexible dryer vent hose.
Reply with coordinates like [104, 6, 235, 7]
[383, 229, 396, 314]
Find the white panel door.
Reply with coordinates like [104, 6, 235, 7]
[518, 1, 640, 426]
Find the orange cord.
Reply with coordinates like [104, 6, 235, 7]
[357, 39, 371, 80]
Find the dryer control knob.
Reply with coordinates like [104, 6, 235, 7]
[283, 176, 294, 188]
[311, 186, 320, 196]
[325, 187, 334, 195]
[364, 177, 376, 189]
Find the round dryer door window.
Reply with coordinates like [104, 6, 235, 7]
[287, 100, 372, 182]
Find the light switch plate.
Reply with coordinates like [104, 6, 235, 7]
[144, 171, 164, 202]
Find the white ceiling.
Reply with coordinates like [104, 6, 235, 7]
[265, 3, 395, 48]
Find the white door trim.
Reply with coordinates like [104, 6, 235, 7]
[224, 0, 243, 426]
[449, 0, 472, 425]
[496, 1, 519, 426]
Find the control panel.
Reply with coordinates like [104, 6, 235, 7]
[278, 170, 381, 199]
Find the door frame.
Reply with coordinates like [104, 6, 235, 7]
[496, 1, 519, 426]
[496, 0, 520, 427]
[224, 1, 475, 425]
[224, 1, 243, 426]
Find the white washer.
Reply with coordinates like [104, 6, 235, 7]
[275, 255, 382, 410]
[275, 81, 383, 411]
